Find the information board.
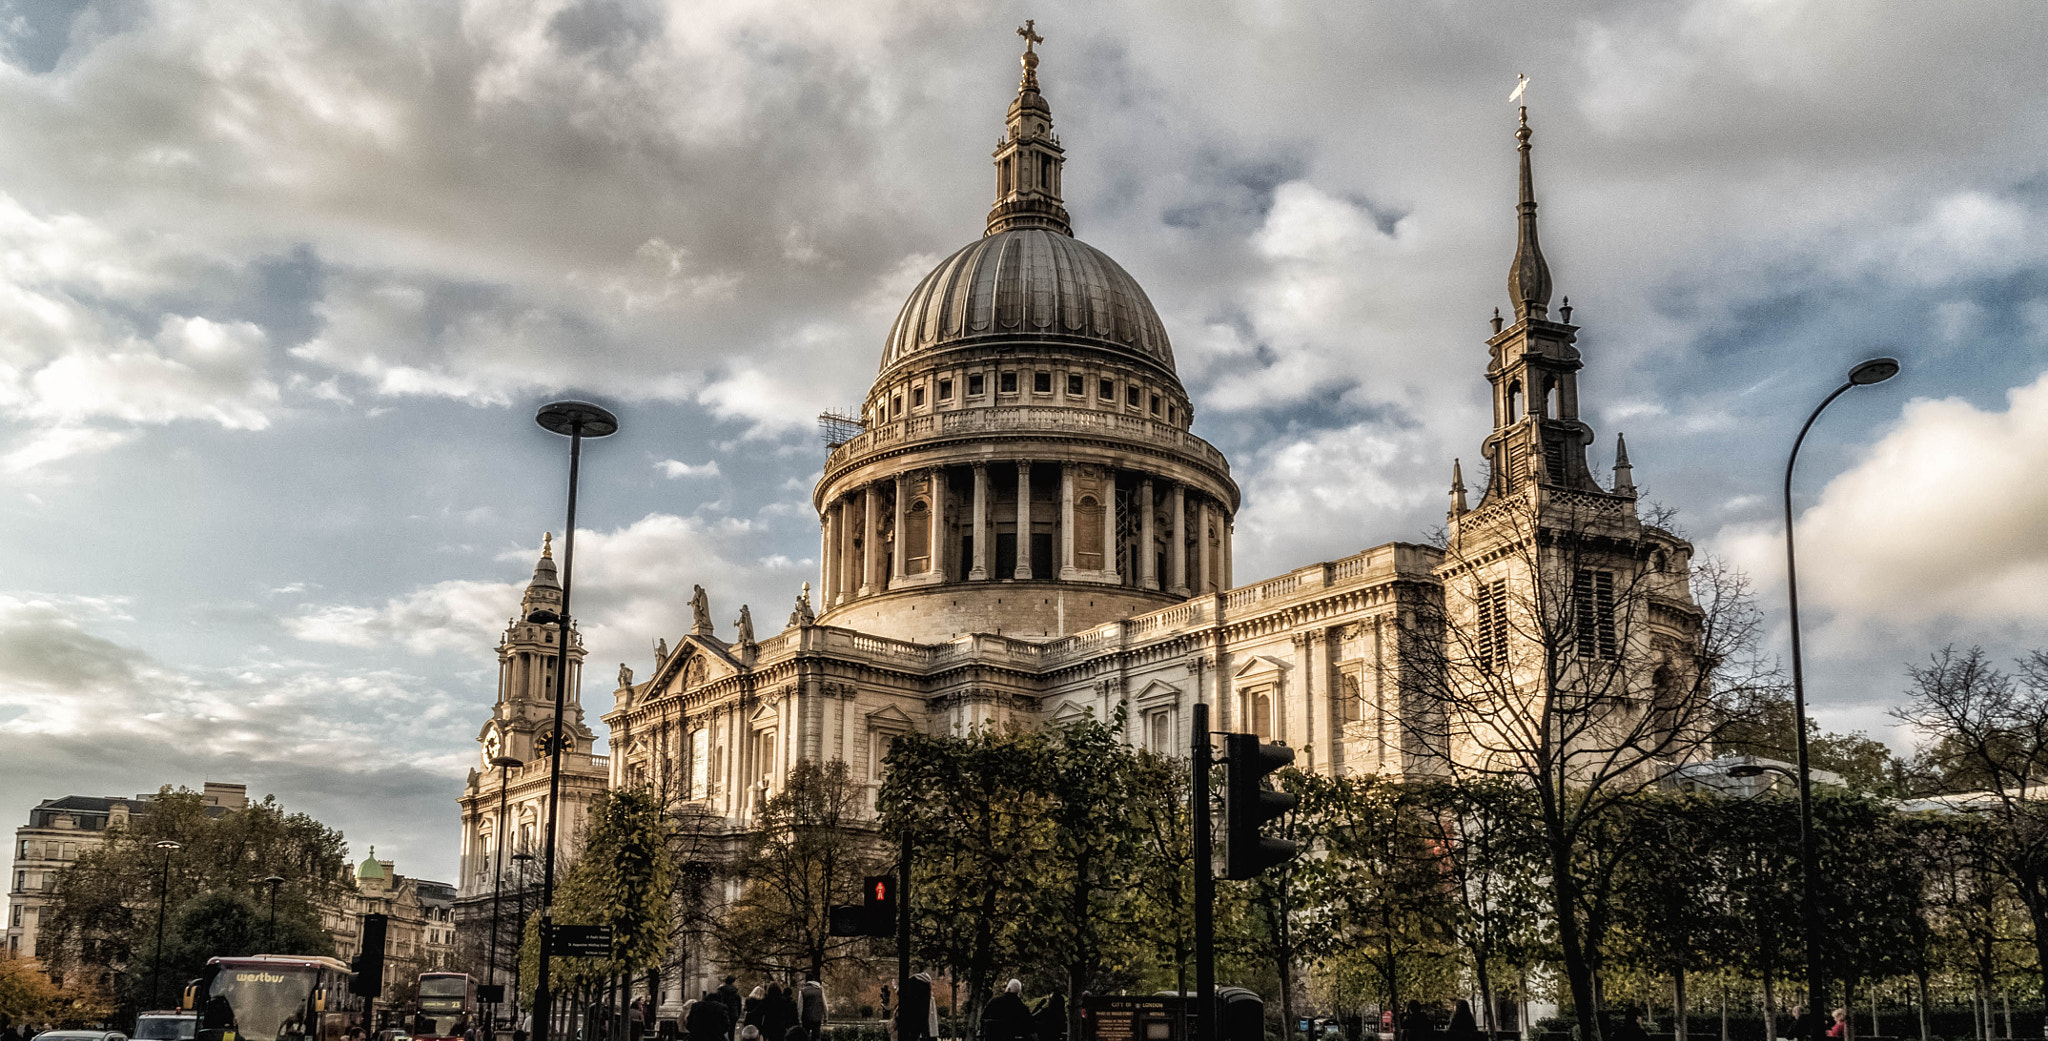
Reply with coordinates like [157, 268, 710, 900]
[549, 924, 614, 957]
[1083, 996, 1184, 1041]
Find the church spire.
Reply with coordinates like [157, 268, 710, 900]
[1612, 433, 1635, 496]
[1508, 106, 1553, 321]
[986, 21, 1072, 237]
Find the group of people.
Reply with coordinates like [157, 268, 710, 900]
[682, 977, 824, 1041]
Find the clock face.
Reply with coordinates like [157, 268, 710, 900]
[537, 729, 573, 756]
[482, 730, 501, 763]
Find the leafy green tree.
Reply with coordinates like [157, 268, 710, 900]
[877, 726, 1053, 1028]
[1608, 792, 1730, 1041]
[40, 787, 350, 1012]
[549, 787, 675, 1007]
[1417, 779, 1546, 1038]
[1128, 751, 1197, 997]
[122, 890, 329, 1010]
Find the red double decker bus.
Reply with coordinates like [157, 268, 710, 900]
[413, 973, 477, 1041]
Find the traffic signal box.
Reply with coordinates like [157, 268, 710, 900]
[1222, 734, 1298, 880]
[349, 913, 388, 998]
[829, 874, 898, 938]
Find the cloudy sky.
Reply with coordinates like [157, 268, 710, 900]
[1, 0, 2044, 882]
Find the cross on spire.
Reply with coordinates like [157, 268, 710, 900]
[1018, 20, 1042, 53]
[1016, 20, 1044, 92]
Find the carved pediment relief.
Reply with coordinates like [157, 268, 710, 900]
[1132, 679, 1182, 708]
[867, 704, 916, 731]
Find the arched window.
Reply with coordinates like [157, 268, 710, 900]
[1506, 381, 1522, 422]
[1253, 692, 1273, 739]
[1545, 379, 1560, 418]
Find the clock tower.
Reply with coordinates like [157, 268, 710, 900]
[454, 535, 608, 945]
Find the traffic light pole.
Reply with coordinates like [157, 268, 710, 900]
[1192, 702, 1215, 1041]
[898, 831, 912, 1041]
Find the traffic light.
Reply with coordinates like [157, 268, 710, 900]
[1222, 733, 1298, 879]
[349, 913, 388, 998]
[863, 875, 897, 935]
[828, 875, 898, 938]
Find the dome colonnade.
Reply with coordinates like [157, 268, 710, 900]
[811, 28, 1238, 642]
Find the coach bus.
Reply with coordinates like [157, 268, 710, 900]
[187, 955, 353, 1041]
[414, 973, 477, 1041]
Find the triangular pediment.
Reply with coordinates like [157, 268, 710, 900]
[1132, 680, 1182, 707]
[867, 704, 915, 730]
[1050, 699, 1092, 724]
[749, 701, 781, 726]
[1234, 654, 1290, 678]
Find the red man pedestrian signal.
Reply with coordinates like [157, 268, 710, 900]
[830, 875, 898, 938]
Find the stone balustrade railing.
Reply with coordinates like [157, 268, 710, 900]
[824, 405, 1229, 475]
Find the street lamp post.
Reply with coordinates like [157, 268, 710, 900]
[529, 400, 619, 1041]
[262, 875, 286, 952]
[487, 755, 526, 1040]
[149, 840, 183, 1010]
[1782, 357, 1900, 1039]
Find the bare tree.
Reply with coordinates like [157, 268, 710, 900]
[1895, 645, 2048, 1017]
[1407, 492, 1769, 1041]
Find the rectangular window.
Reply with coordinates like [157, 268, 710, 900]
[1067, 374, 1084, 396]
[912, 387, 925, 406]
[1477, 579, 1509, 671]
[1150, 393, 1161, 415]
[1575, 569, 1618, 659]
[1127, 386, 1141, 407]
[1033, 371, 1052, 393]
[892, 396, 902, 417]
[1100, 378, 1114, 400]
[938, 378, 953, 400]
[1000, 371, 1018, 393]
[968, 373, 985, 396]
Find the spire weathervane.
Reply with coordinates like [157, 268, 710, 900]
[1509, 72, 1529, 104]
[1507, 76, 1552, 321]
[1017, 19, 1044, 91]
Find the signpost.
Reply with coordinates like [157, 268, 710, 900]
[548, 925, 614, 958]
[1083, 996, 1185, 1041]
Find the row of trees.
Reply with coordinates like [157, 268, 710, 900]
[39, 788, 345, 1018]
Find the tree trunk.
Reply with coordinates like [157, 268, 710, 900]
[1550, 846, 1601, 1041]
[1718, 983, 1727, 1041]
[1475, 958, 1497, 1041]
[1762, 973, 1776, 1041]
[1674, 968, 1687, 1041]
[1915, 970, 1930, 1041]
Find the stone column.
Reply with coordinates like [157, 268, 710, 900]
[892, 473, 908, 589]
[1170, 484, 1188, 596]
[928, 467, 947, 578]
[1014, 460, 1034, 580]
[1060, 464, 1078, 578]
[1102, 469, 1121, 582]
[841, 498, 859, 604]
[970, 463, 989, 581]
[1139, 478, 1156, 589]
[1197, 499, 1213, 594]
[859, 486, 879, 597]
[820, 506, 837, 606]
[1222, 515, 1234, 590]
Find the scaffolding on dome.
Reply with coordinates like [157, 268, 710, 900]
[818, 408, 864, 448]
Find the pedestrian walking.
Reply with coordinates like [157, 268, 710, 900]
[630, 999, 647, 1041]
[1611, 1010, 1649, 1041]
[688, 994, 733, 1041]
[1445, 1002, 1478, 1041]
[1827, 1009, 1849, 1041]
[799, 981, 825, 1038]
[716, 979, 743, 1028]
[763, 985, 798, 1041]
[1034, 993, 1066, 1041]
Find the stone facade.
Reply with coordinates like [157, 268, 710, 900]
[459, 37, 1705, 1009]
[329, 850, 459, 999]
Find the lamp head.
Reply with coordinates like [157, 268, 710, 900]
[512, 852, 534, 863]
[491, 755, 525, 770]
[1848, 357, 1900, 386]
[536, 400, 620, 438]
[264, 874, 286, 887]
[1725, 765, 1766, 779]
[154, 840, 183, 852]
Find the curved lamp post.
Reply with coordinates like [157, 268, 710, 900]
[1783, 356, 1899, 1038]
[529, 399, 618, 1041]
[487, 754, 525, 1040]
[149, 840, 183, 1010]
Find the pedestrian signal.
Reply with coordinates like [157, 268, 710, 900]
[1222, 734, 1298, 879]
[828, 874, 898, 938]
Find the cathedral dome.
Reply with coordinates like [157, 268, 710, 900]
[880, 227, 1176, 376]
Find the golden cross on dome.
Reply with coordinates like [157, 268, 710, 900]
[1017, 20, 1043, 54]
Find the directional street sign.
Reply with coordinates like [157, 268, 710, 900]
[549, 924, 614, 958]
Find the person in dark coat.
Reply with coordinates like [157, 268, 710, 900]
[716, 980, 744, 1027]
[1611, 1010, 1650, 1041]
[981, 980, 1035, 1041]
[744, 989, 767, 1033]
[763, 985, 799, 1041]
[1445, 1002, 1479, 1041]
[688, 993, 734, 1041]
[1399, 1003, 1436, 1041]
[1033, 993, 1065, 1041]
